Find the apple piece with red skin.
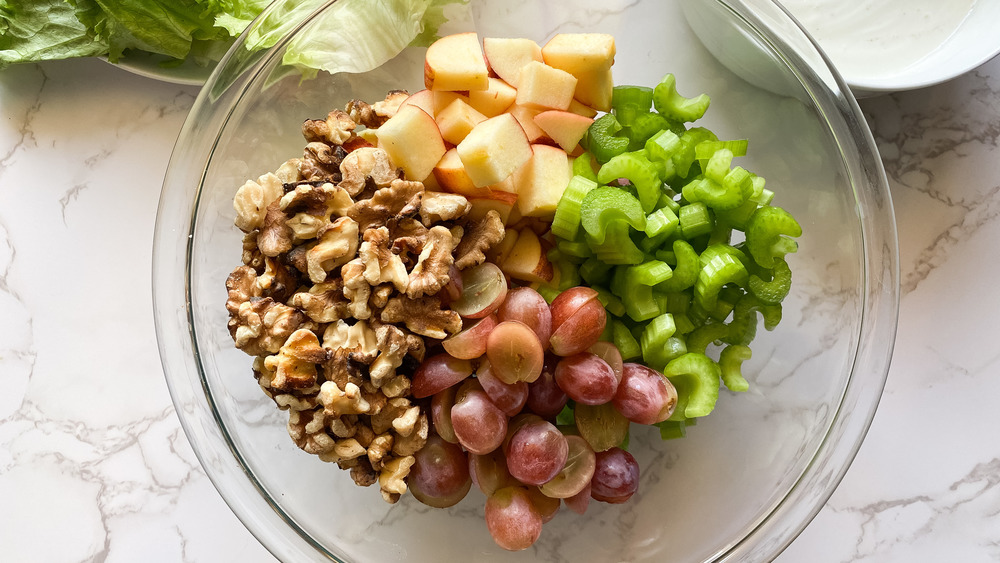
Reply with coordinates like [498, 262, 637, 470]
[398, 89, 435, 117]
[506, 104, 550, 144]
[511, 143, 572, 218]
[457, 112, 533, 188]
[567, 98, 598, 118]
[425, 32, 489, 92]
[487, 227, 520, 264]
[548, 287, 607, 356]
[376, 104, 446, 181]
[468, 77, 518, 117]
[467, 193, 518, 225]
[533, 110, 593, 152]
[500, 227, 554, 284]
[482, 37, 543, 87]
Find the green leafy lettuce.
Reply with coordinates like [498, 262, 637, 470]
[1, 0, 464, 73]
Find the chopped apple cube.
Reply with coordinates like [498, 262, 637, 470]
[506, 104, 550, 144]
[482, 37, 543, 87]
[433, 148, 482, 195]
[541, 33, 616, 74]
[512, 144, 572, 217]
[515, 61, 578, 110]
[572, 67, 613, 112]
[399, 89, 435, 116]
[467, 77, 518, 117]
[488, 227, 520, 264]
[376, 105, 446, 181]
[502, 228, 554, 283]
[567, 98, 598, 118]
[436, 97, 488, 145]
[432, 91, 470, 115]
[467, 191, 519, 224]
[456, 113, 532, 188]
[425, 32, 489, 92]
[533, 110, 593, 152]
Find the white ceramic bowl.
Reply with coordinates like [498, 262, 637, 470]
[777, 0, 1000, 96]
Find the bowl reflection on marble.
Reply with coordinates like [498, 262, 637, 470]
[152, 0, 899, 561]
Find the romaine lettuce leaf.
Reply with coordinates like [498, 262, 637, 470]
[1, 0, 106, 67]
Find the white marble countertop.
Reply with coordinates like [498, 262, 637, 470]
[2, 54, 999, 562]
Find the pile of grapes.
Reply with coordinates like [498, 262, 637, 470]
[405, 261, 678, 550]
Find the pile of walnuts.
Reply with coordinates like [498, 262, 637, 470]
[224, 93, 505, 503]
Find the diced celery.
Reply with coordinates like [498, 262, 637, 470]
[552, 175, 598, 240]
[612, 320, 642, 360]
[678, 202, 713, 239]
[664, 352, 722, 418]
[652, 73, 711, 123]
[719, 344, 751, 392]
[629, 260, 673, 286]
[597, 152, 662, 213]
[746, 205, 802, 268]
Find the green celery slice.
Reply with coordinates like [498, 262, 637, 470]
[612, 319, 642, 360]
[746, 205, 802, 268]
[580, 186, 647, 243]
[586, 113, 630, 163]
[652, 73, 711, 123]
[664, 352, 721, 418]
[552, 175, 598, 241]
[719, 344, 751, 392]
[747, 257, 792, 305]
[657, 239, 699, 292]
[629, 260, 673, 286]
[678, 202, 713, 239]
[597, 152, 662, 213]
[694, 252, 748, 311]
[573, 152, 599, 182]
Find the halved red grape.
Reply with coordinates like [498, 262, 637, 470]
[526, 363, 568, 420]
[477, 361, 529, 416]
[469, 448, 516, 496]
[564, 482, 591, 515]
[451, 388, 507, 455]
[412, 353, 474, 399]
[409, 435, 472, 508]
[485, 486, 543, 551]
[549, 287, 606, 356]
[574, 402, 630, 452]
[486, 321, 544, 384]
[450, 262, 508, 319]
[588, 341, 624, 386]
[441, 264, 463, 304]
[505, 419, 569, 486]
[498, 287, 553, 347]
[442, 315, 498, 360]
[591, 447, 639, 504]
[538, 435, 596, 499]
[525, 486, 560, 523]
[554, 352, 619, 405]
[613, 362, 678, 424]
[430, 386, 459, 443]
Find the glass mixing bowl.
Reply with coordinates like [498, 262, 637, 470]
[152, 0, 898, 560]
